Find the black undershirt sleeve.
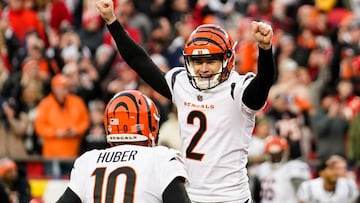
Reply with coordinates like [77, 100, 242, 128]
[0, 181, 10, 203]
[107, 20, 172, 100]
[162, 177, 191, 203]
[56, 187, 82, 203]
[242, 47, 277, 110]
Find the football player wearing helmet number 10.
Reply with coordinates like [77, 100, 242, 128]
[56, 90, 191, 203]
[96, 0, 276, 202]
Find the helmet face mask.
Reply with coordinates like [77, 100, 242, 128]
[183, 24, 235, 90]
[185, 53, 224, 90]
[104, 90, 160, 147]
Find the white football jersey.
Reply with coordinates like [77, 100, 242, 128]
[67, 145, 187, 203]
[255, 159, 311, 203]
[248, 136, 267, 157]
[297, 177, 359, 203]
[165, 67, 256, 202]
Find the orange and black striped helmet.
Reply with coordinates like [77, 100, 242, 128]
[264, 136, 289, 154]
[104, 90, 160, 146]
[183, 24, 236, 90]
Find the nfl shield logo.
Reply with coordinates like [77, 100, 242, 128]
[197, 95, 203, 101]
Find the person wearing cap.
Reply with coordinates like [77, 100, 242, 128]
[34, 74, 90, 177]
[297, 155, 359, 203]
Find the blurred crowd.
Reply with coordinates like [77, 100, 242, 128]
[0, 0, 359, 200]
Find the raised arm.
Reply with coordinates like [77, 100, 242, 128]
[242, 21, 277, 110]
[96, 0, 172, 99]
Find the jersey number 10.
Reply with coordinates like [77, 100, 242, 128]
[92, 167, 136, 203]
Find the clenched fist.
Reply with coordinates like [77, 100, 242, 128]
[96, 0, 117, 25]
[251, 21, 273, 50]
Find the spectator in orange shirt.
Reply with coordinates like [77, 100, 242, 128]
[34, 74, 90, 177]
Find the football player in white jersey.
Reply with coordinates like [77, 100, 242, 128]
[56, 90, 190, 203]
[96, 0, 276, 202]
[297, 155, 359, 203]
[253, 136, 311, 203]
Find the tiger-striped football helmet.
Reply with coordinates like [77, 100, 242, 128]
[264, 136, 289, 154]
[183, 24, 236, 90]
[264, 136, 289, 165]
[104, 90, 160, 146]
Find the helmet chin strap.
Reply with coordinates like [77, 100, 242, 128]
[149, 133, 156, 147]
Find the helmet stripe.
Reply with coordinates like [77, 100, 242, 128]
[199, 25, 227, 35]
[114, 101, 128, 133]
[110, 92, 142, 135]
[197, 26, 231, 49]
[186, 37, 225, 52]
[139, 93, 152, 137]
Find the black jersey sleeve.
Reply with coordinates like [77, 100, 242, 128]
[162, 177, 191, 203]
[107, 20, 172, 100]
[242, 47, 277, 110]
[55, 187, 82, 203]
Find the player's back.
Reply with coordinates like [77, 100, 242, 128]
[67, 145, 187, 203]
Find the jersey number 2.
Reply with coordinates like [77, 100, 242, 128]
[186, 110, 206, 161]
[93, 167, 136, 203]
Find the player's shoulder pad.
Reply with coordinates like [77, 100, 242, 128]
[230, 72, 255, 99]
[286, 159, 311, 175]
[168, 148, 185, 164]
[75, 149, 102, 164]
[166, 67, 186, 90]
[155, 146, 185, 164]
[287, 159, 310, 168]
[243, 72, 256, 84]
